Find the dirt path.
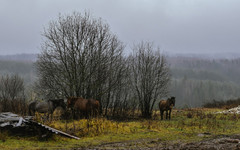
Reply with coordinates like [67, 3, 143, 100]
[168, 135, 240, 150]
[88, 134, 240, 150]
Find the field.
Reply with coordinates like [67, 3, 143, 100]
[1, 108, 240, 149]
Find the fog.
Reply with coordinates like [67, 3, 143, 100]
[1, 0, 240, 55]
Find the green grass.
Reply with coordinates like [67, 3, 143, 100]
[1, 108, 240, 149]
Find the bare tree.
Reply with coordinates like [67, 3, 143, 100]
[102, 56, 130, 116]
[35, 12, 125, 112]
[128, 42, 170, 118]
[0, 74, 24, 101]
[0, 74, 25, 113]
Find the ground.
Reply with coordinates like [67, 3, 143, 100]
[1, 108, 240, 149]
[92, 135, 240, 150]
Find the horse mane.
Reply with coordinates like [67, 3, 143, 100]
[166, 98, 171, 105]
[167, 97, 175, 106]
[67, 97, 85, 106]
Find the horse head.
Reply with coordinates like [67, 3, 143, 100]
[168, 97, 175, 108]
[67, 97, 79, 108]
[48, 99, 66, 110]
[87, 99, 100, 111]
[28, 100, 39, 115]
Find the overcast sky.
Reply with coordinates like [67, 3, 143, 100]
[0, 0, 240, 55]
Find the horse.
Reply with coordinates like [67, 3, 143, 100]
[87, 98, 100, 117]
[53, 106, 66, 120]
[28, 99, 66, 119]
[67, 97, 100, 119]
[159, 97, 175, 120]
[28, 100, 38, 116]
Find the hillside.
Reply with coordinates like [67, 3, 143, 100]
[169, 56, 240, 107]
[0, 54, 37, 62]
[0, 53, 240, 107]
[0, 54, 37, 85]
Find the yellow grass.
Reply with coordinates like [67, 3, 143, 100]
[1, 108, 240, 149]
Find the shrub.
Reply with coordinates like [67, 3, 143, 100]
[203, 98, 240, 109]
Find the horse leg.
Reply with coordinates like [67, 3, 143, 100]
[46, 113, 50, 122]
[72, 109, 75, 119]
[160, 110, 164, 120]
[92, 109, 94, 118]
[86, 111, 90, 119]
[94, 109, 98, 118]
[29, 108, 35, 116]
[46, 111, 52, 122]
[28, 108, 32, 116]
[96, 109, 99, 118]
[29, 110, 33, 116]
[50, 112, 53, 122]
[90, 108, 95, 118]
[42, 113, 47, 123]
[32, 110, 35, 116]
[87, 109, 92, 119]
[166, 110, 168, 120]
[169, 109, 172, 120]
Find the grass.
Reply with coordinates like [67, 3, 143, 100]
[1, 108, 240, 149]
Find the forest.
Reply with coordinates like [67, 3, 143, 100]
[1, 53, 240, 108]
[169, 56, 240, 107]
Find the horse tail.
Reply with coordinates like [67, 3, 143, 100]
[159, 100, 164, 110]
[28, 107, 31, 115]
[28, 103, 35, 116]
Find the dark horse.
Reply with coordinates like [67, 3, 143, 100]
[28, 99, 66, 117]
[159, 97, 175, 120]
[67, 97, 100, 119]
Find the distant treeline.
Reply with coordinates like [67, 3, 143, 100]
[0, 60, 36, 85]
[170, 78, 240, 108]
[0, 54, 37, 62]
[1, 54, 240, 108]
[169, 57, 240, 107]
[170, 57, 240, 84]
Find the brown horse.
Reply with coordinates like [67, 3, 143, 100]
[159, 97, 175, 120]
[67, 97, 100, 118]
[87, 98, 100, 116]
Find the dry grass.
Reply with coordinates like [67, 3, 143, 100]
[1, 108, 240, 149]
